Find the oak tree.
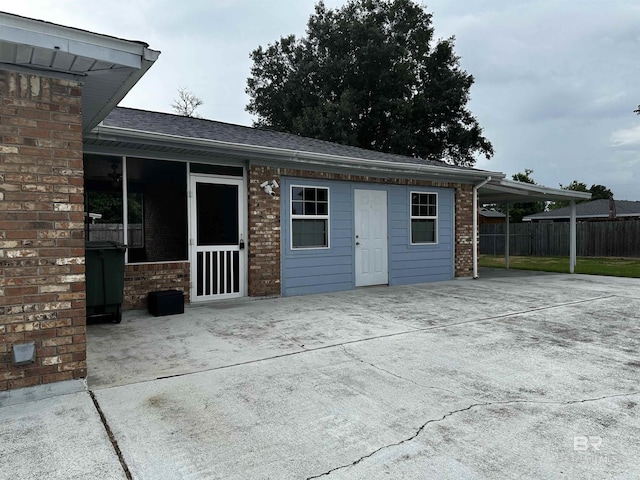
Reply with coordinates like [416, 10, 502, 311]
[246, 0, 493, 166]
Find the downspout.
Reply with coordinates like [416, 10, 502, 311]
[473, 176, 492, 279]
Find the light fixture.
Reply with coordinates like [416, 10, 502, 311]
[260, 179, 279, 198]
[108, 163, 122, 189]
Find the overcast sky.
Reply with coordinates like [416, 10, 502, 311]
[6, 1, 640, 200]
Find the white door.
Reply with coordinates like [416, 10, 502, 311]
[190, 175, 245, 301]
[355, 189, 388, 287]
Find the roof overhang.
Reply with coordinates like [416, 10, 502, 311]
[479, 178, 592, 203]
[0, 12, 160, 133]
[85, 124, 507, 184]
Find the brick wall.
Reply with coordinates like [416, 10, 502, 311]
[0, 70, 86, 391]
[248, 164, 476, 296]
[124, 262, 190, 309]
[454, 184, 474, 277]
[248, 165, 281, 297]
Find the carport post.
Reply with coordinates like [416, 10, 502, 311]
[505, 202, 510, 269]
[473, 176, 492, 279]
[570, 200, 577, 273]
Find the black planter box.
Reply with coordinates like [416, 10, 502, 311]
[148, 290, 184, 317]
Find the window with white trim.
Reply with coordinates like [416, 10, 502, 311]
[291, 186, 329, 249]
[410, 192, 437, 244]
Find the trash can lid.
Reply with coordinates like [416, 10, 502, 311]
[85, 241, 127, 251]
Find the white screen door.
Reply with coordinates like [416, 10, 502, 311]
[190, 175, 245, 300]
[355, 189, 388, 286]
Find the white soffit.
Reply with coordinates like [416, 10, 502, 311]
[0, 11, 159, 132]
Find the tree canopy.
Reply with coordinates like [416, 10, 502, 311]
[548, 181, 613, 210]
[246, 0, 493, 166]
[506, 169, 545, 222]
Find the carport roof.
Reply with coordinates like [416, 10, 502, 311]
[0, 11, 160, 133]
[479, 178, 592, 203]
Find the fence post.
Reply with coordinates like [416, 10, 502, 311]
[570, 201, 577, 273]
[505, 203, 510, 269]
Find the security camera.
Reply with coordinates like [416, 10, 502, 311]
[260, 181, 277, 197]
[261, 180, 279, 198]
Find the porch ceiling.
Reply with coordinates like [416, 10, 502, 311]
[0, 11, 159, 133]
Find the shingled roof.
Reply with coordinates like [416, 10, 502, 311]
[479, 208, 506, 218]
[524, 199, 640, 221]
[101, 107, 471, 171]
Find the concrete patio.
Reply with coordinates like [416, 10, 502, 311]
[2, 269, 639, 479]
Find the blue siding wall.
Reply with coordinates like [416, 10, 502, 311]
[281, 178, 454, 296]
[388, 187, 454, 285]
[281, 178, 354, 296]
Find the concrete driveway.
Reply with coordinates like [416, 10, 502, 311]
[3, 269, 640, 479]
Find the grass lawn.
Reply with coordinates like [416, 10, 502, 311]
[479, 255, 640, 278]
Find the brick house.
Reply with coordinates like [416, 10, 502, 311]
[86, 107, 493, 304]
[0, 12, 590, 394]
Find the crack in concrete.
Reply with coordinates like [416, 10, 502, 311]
[305, 390, 640, 479]
[89, 391, 133, 480]
[341, 345, 482, 401]
[564, 391, 640, 405]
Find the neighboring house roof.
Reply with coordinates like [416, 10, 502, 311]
[523, 199, 640, 221]
[479, 209, 506, 218]
[0, 11, 160, 132]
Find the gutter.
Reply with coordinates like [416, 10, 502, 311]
[88, 125, 505, 183]
[473, 176, 492, 279]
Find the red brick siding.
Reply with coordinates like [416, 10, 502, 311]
[248, 164, 476, 296]
[0, 70, 85, 391]
[248, 165, 281, 297]
[454, 184, 474, 277]
[124, 262, 190, 309]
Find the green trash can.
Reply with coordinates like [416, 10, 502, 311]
[85, 241, 126, 323]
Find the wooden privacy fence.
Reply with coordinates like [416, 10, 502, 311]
[480, 221, 640, 257]
[87, 223, 143, 247]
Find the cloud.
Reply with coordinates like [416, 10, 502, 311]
[611, 125, 640, 147]
[4, 0, 640, 201]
